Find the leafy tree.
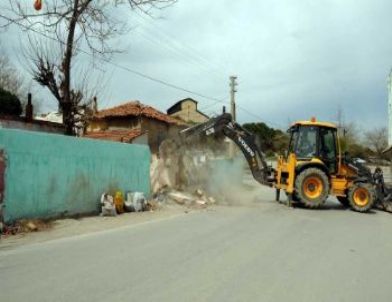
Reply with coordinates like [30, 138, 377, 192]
[242, 122, 288, 156]
[0, 87, 22, 116]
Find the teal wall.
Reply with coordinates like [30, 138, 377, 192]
[0, 129, 151, 223]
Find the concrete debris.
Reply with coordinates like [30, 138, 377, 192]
[154, 188, 218, 209]
[26, 221, 38, 232]
[13, 219, 53, 234]
[195, 200, 207, 207]
[195, 189, 204, 197]
[168, 191, 195, 205]
[145, 200, 160, 212]
[207, 197, 216, 205]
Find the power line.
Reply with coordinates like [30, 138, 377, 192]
[133, 11, 229, 79]
[2, 15, 286, 129]
[1, 16, 226, 105]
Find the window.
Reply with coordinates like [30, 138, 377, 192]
[295, 126, 318, 158]
[319, 128, 336, 161]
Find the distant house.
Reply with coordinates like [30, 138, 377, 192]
[167, 98, 209, 124]
[85, 101, 185, 153]
[0, 94, 65, 134]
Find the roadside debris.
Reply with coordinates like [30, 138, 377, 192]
[101, 191, 148, 217]
[101, 193, 117, 217]
[1, 219, 53, 236]
[154, 187, 217, 210]
[114, 191, 125, 214]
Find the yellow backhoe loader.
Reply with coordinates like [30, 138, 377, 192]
[181, 113, 390, 213]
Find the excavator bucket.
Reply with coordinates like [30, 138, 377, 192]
[373, 167, 392, 212]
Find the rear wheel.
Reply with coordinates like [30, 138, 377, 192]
[295, 168, 329, 208]
[348, 183, 375, 212]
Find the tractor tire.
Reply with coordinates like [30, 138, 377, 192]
[295, 168, 329, 208]
[348, 183, 376, 213]
[336, 196, 350, 207]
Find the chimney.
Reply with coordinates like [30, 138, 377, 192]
[92, 96, 98, 114]
[25, 93, 33, 122]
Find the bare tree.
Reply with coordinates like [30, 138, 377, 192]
[365, 127, 388, 159]
[0, 0, 176, 135]
[0, 47, 24, 99]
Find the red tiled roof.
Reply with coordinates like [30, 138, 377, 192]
[83, 129, 145, 143]
[93, 101, 180, 125]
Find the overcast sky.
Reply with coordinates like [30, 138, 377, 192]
[2, 0, 392, 130]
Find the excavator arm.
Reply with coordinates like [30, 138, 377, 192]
[180, 113, 276, 187]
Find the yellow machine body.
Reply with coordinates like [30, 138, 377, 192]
[274, 119, 360, 199]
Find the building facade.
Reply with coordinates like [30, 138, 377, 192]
[86, 101, 184, 153]
[388, 70, 392, 146]
[167, 98, 209, 124]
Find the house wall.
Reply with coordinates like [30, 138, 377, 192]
[131, 133, 148, 145]
[87, 116, 182, 154]
[141, 117, 172, 154]
[169, 100, 208, 123]
[87, 117, 141, 132]
[0, 129, 151, 223]
[0, 119, 64, 134]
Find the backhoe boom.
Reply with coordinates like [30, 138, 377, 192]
[180, 113, 275, 186]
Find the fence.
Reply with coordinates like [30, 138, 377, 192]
[0, 129, 151, 223]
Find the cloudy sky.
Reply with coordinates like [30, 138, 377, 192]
[2, 0, 392, 130]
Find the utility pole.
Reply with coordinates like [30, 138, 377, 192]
[229, 76, 238, 158]
[230, 76, 237, 122]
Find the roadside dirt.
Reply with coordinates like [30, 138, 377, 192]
[0, 204, 208, 250]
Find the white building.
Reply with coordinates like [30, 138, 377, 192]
[388, 70, 392, 146]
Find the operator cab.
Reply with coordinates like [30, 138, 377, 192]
[288, 118, 338, 174]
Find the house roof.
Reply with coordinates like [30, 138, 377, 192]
[167, 98, 209, 120]
[93, 101, 179, 125]
[167, 98, 198, 115]
[83, 129, 145, 143]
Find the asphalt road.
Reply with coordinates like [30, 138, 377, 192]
[1, 188, 392, 302]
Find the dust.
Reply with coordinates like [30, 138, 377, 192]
[151, 138, 268, 206]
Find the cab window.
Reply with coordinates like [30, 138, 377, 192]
[295, 126, 318, 158]
[319, 128, 337, 161]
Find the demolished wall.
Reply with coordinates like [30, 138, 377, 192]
[150, 137, 247, 204]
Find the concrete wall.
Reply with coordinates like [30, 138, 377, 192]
[0, 118, 65, 134]
[0, 129, 151, 223]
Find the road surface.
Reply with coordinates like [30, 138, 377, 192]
[1, 188, 392, 302]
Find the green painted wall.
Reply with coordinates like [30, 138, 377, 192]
[0, 129, 151, 223]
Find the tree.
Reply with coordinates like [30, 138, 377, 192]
[0, 0, 176, 135]
[0, 46, 25, 101]
[364, 127, 388, 159]
[242, 122, 288, 156]
[0, 87, 22, 116]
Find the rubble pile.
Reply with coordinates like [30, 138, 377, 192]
[150, 138, 221, 208]
[149, 137, 245, 208]
[153, 187, 216, 209]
